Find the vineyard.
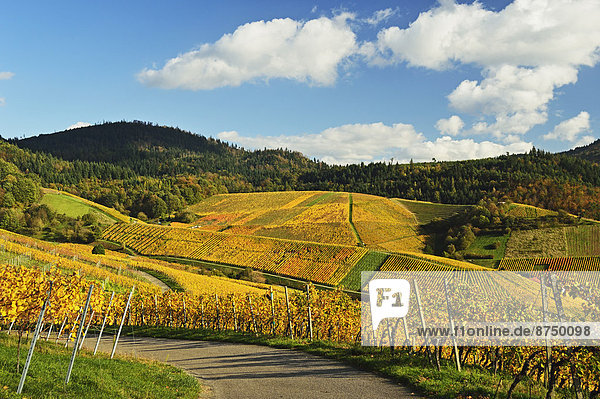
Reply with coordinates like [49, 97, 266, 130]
[499, 255, 600, 286]
[3, 250, 600, 398]
[102, 223, 485, 288]
[352, 193, 423, 252]
[185, 191, 424, 251]
[102, 223, 369, 286]
[565, 225, 600, 256]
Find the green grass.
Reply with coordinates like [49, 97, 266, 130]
[40, 194, 117, 225]
[339, 251, 388, 291]
[0, 332, 200, 399]
[126, 326, 548, 399]
[395, 199, 471, 225]
[463, 233, 509, 260]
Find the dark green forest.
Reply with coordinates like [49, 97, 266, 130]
[3, 121, 600, 229]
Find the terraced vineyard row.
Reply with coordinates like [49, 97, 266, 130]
[499, 256, 600, 287]
[103, 223, 368, 286]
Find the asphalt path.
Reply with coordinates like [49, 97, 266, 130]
[85, 336, 421, 399]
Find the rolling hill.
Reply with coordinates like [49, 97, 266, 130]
[186, 191, 424, 252]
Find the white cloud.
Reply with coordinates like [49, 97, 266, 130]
[370, 0, 600, 138]
[435, 115, 464, 136]
[543, 111, 592, 143]
[218, 122, 531, 164]
[373, 0, 600, 70]
[138, 14, 357, 90]
[0, 98, 5, 107]
[66, 122, 92, 130]
[365, 8, 397, 26]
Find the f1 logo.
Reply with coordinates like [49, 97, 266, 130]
[369, 279, 410, 331]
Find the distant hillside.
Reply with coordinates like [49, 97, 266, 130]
[14, 121, 321, 188]
[563, 139, 600, 162]
[10, 121, 600, 221]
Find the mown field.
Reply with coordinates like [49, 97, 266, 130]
[40, 188, 134, 224]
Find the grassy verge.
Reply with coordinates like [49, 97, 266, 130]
[125, 326, 546, 399]
[0, 332, 200, 399]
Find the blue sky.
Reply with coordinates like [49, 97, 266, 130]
[0, 0, 598, 164]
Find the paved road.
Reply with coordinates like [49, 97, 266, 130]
[86, 336, 421, 399]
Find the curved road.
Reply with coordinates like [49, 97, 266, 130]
[86, 336, 421, 399]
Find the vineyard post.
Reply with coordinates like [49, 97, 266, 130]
[540, 275, 552, 389]
[183, 297, 188, 328]
[269, 287, 275, 335]
[65, 308, 83, 348]
[153, 294, 159, 326]
[65, 284, 94, 385]
[285, 286, 293, 339]
[7, 320, 14, 334]
[168, 297, 172, 328]
[232, 297, 238, 332]
[111, 286, 135, 359]
[401, 317, 411, 348]
[201, 302, 205, 329]
[386, 320, 394, 352]
[45, 322, 53, 341]
[413, 280, 435, 368]
[215, 294, 220, 331]
[79, 311, 95, 350]
[306, 285, 313, 341]
[443, 279, 461, 372]
[141, 302, 146, 326]
[17, 281, 52, 394]
[94, 291, 115, 355]
[248, 294, 258, 334]
[550, 274, 581, 396]
[549, 274, 565, 321]
[55, 316, 68, 343]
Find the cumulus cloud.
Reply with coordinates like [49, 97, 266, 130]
[435, 115, 464, 136]
[138, 14, 357, 90]
[370, 0, 600, 138]
[543, 112, 594, 146]
[218, 122, 531, 164]
[66, 122, 92, 130]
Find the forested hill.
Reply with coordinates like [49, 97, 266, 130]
[14, 121, 320, 184]
[562, 139, 600, 163]
[9, 121, 600, 221]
